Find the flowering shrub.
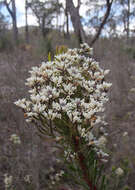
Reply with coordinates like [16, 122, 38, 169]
[15, 43, 112, 190]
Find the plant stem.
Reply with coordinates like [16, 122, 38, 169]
[72, 136, 97, 190]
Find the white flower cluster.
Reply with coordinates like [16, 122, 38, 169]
[115, 167, 124, 176]
[15, 43, 111, 124]
[15, 43, 111, 161]
[10, 134, 21, 144]
[4, 174, 13, 190]
[78, 125, 107, 146]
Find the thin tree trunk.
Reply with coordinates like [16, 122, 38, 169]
[66, 0, 85, 44]
[56, 0, 59, 29]
[41, 14, 46, 38]
[25, 0, 29, 43]
[12, 0, 18, 43]
[127, 0, 130, 40]
[65, 4, 70, 38]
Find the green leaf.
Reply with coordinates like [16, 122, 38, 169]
[48, 52, 51, 61]
[100, 175, 106, 190]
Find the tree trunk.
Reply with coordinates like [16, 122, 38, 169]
[66, 0, 85, 44]
[41, 14, 46, 38]
[25, 0, 29, 43]
[127, 0, 130, 40]
[12, 0, 18, 43]
[65, 3, 70, 38]
[56, 0, 59, 29]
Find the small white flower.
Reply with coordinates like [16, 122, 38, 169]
[104, 69, 110, 75]
[10, 134, 21, 144]
[101, 159, 108, 163]
[52, 102, 61, 111]
[98, 136, 107, 148]
[87, 132, 94, 141]
[26, 118, 33, 122]
[115, 168, 124, 176]
[123, 131, 128, 137]
[51, 180, 55, 185]
[55, 173, 60, 181]
[102, 82, 112, 89]
[59, 170, 64, 176]
[4, 174, 13, 188]
[24, 175, 31, 183]
[14, 99, 27, 109]
[113, 144, 117, 148]
[49, 167, 55, 172]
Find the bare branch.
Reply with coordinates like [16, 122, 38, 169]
[90, 0, 114, 46]
[4, 0, 14, 18]
[77, 0, 81, 10]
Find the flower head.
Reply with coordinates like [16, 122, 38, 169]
[15, 43, 111, 162]
[115, 167, 124, 176]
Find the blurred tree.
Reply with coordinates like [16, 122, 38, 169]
[25, 0, 29, 43]
[66, 0, 86, 44]
[115, 0, 135, 39]
[56, 0, 59, 29]
[3, 0, 18, 43]
[28, 0, 62, 38]
[65, 2, 69, 38]
[0, 2, 13, 51]
[0, 5, 7, 33]
[85, 0, 114, 45]
[66, 0, 113, 45]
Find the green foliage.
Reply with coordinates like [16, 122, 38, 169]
[124, 46, 135, 59]
[123, 185, 131, 190]
[0, 32, 13, 52]
[120, 158, 130, 176]
[63, 149, 107, 190]
[39, 36, 53, 55]
[107, 158, 131, 190]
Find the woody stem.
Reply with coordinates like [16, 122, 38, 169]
[72, 136, 97, 190]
